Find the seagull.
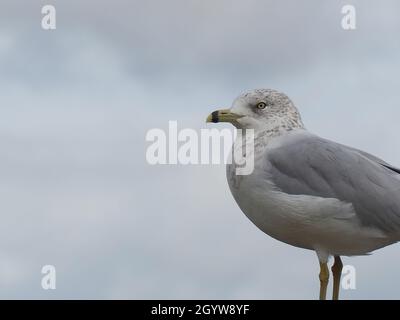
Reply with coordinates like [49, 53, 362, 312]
[206, 89, 400, 300]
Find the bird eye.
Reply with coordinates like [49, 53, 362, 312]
[256, 102, 267, 109]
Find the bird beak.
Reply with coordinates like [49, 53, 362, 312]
[206, 109, 244, 124]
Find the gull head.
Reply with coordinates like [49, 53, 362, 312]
[207, 89, 304, 135]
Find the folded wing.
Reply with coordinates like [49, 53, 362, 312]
[266, 132, 400, 234]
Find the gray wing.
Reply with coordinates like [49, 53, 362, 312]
[266, 133, 400, 234]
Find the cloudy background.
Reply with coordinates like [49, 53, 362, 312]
[1, 0, 400, 299]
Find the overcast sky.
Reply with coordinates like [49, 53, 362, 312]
[1, 0, 400, 299]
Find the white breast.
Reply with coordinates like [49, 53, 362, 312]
[226, 138, 393, 256]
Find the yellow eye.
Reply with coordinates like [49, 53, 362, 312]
[257, 102, 267, 109]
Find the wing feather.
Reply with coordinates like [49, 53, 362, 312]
[266, 133, 400, 234]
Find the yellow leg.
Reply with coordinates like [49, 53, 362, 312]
[319, 262, 329, 300]
[331, 256, 343, 300]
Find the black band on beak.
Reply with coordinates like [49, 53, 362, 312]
[211, 111, 219, 123]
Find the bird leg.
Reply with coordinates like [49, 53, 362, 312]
[319, 262, 329, 300]
[331, 256, 343, 300]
